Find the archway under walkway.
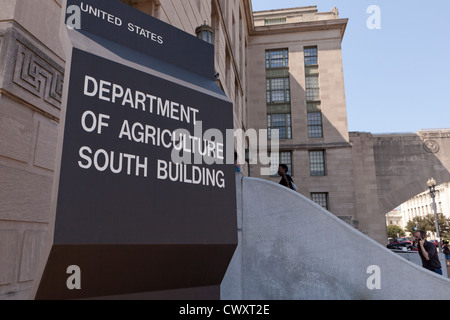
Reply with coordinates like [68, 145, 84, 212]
[351, 129, 450, 244]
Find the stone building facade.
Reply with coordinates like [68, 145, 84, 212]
[0, 0, 64, 299]
[0, 0, 449, 299]
[246, 7, 354, 226]
[399, 180, 450, 230]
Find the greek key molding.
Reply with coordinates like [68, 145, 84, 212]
[13, 41, 64, 109]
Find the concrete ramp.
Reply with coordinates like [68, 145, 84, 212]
[221, 174, 450, 300]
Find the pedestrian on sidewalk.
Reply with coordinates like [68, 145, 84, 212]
[277, 164, 294, 190]
[443, 240, 450, 266]
[414, 230, 442, 275]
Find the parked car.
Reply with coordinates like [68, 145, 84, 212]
[396, 237, 412, 243]
[387, 240, 413, 250]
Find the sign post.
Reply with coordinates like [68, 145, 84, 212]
[33, 0, 237, 299]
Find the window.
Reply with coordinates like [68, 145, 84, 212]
[265, 17, 287, 25]
[304, 46, 318, 65]
[267, 78, 290, 103]
[309, 150, 326, 176]
[308, 112, 323, 138]
[266, 49, 289, 69]
[269, 151, 292, 176]
[311, 193, 328, 210]
[268, 114, 292, 139]
[305, 75, 320, 101]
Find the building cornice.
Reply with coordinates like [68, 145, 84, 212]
[251, 18, 348, 42]
[243, 0, 255, 35]
[278, 141, 352, 151]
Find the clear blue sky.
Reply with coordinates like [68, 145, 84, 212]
[251, 0, 450, 134]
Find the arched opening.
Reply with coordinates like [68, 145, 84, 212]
[385, 180, 450, 251]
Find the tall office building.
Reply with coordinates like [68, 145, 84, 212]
[247, 7, 353, 219]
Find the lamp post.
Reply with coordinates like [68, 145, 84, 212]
[195, 22, 214, 44]
[427, 177, 442, 252]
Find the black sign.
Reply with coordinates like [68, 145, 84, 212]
[36, 0, 237, 299]
[67, 0, 213, 78]
[55, 48, 236, 244]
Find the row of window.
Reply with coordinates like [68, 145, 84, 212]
[304, 47, 322, 142]
[265, 47, 328, 210]
[302, 47, 326, 209]
[265, 47, 317, 69]
[266, 47, 323, 140]
[267, 112, 322, 139]
[266, 75, 320, 103]
[270, 150, 326, 177]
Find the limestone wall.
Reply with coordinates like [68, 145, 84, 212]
[350, 131, 450, 244]
[0, 0, 63, 299]
[0, 0, 249, 300]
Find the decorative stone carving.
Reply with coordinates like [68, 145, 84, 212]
[13, 42, 64, 109]
[0, 24, 64, 120]
[423, 140, 440, 154]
